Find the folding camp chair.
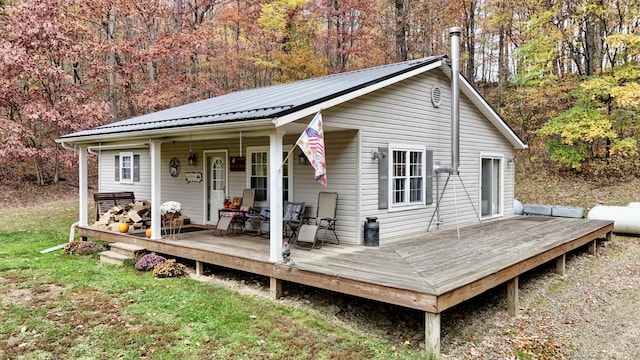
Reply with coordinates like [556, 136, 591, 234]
[218, 189, 256, 232]
[245, 206, 270, 236]
[213, 216, 235, 236]
[215, 188, 256, 235]
[283, 201, 305, 241]
[294, 224, 319, 250]
[305, 192, 339, 245]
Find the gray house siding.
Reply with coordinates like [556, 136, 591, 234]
[286, 130, 359, 244]
[98, 150, 151, 201]
[300, 70, 515, 241]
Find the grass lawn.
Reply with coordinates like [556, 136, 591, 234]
[0, 200, 431, 359]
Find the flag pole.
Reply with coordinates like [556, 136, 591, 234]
[281, 144, 298, 168]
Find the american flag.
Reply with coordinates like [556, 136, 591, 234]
[297, 112, 327, 186]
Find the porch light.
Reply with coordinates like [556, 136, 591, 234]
[298, 153, 307, 165]
[188, 133, 196, 166]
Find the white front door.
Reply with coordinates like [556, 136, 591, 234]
[207, 152, 227, 224]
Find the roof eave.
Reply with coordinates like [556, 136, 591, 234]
[56, 118, 276, 146]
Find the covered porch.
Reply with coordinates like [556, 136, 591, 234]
[78, 215, 613, 356]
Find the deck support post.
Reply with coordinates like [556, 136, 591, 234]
[270, 277, 282, 300]
[555, 254, 566, 276]
[424, 311, 441, 356]
[195, 261, 204, 276]
[507, 277, 519, 317]
[588, 239, 597, 256]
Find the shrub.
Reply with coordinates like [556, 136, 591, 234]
[64, 241, 105, 255]
[63, 241, 80, 254]
[76, 241, 106, 255]
[135, 253, 167, 271]
[152, 259, 188, 278]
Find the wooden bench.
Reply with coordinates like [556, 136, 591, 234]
[93, 192, 135, 221]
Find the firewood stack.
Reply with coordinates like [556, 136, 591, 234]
[93, 201, 152, 232]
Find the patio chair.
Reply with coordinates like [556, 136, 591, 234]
[213, 216, 235, 236]
[283, 201, 305, 241]
[305, 192, 339, 245]
[245, 206, 270, 236]
[294, 224, 319, 250]
[221, 188, 256, 233]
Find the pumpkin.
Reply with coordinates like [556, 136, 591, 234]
[118, 222, 130, 233]
[145, 228, 152, 238]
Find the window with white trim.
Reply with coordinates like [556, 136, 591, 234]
[119, 152, 134, 184]
[246, 146, 292, 206]
[389, 144, 426, 207]
[249, 149, 268, 202]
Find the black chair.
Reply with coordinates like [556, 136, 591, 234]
[283, 201, 305, 241]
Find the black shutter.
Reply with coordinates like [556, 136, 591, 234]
[133, 155, 140, 182]
[426, 150, 433, 205]
[377, 147, 388, 209]
[115, 155, 120, 181]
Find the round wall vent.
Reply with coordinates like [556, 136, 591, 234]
[431, 86, 442, 108]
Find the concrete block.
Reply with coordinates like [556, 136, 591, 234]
[523, 204, 552, 216]
[551, 205, 584, 218]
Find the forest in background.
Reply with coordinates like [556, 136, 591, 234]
[0, 0, 639, 186]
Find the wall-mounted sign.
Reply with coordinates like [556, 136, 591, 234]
[229, 156, 246, 172]
[185, 172, 203, 184]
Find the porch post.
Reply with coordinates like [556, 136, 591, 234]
[269, 131, 284, 262]
[150, 140, 162, 240]
[78, 145, 89, 227]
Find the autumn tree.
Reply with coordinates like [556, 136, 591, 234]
[0, 0, 107, 184]
[538, 32, 640, 175]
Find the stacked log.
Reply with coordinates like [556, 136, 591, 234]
[92, 201, 191, 233]
[93, 201, 152, 232]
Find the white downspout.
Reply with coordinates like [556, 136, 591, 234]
[58, 142, 88, 243]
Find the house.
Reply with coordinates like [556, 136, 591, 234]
[58, 45, 525, 254]
[56, 30, 618, 356]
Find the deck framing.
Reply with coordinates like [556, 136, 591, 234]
[78, 216, 613, 356]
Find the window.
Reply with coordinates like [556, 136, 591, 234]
[481, 156, 502, 217]
[120, 153, 133, 183]
[246, 146, 293, 206]
[249, 149, 268, 202]
[114, 153, 140, 184]
[390, 145, 426, 208]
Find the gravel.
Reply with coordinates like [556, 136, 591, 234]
[191, 235, 640, 359]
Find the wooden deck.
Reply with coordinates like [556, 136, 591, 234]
[78, 216, 613, 355]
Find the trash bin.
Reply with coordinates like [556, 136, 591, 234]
[363, 217, 379, 247]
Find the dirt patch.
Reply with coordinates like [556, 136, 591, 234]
[0, 276, 68, 304]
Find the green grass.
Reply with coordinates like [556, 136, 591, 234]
[0, 200, 432, 359]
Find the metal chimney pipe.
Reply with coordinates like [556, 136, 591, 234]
[449, 27, 461, 176]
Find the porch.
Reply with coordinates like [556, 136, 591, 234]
[78, 215, 613, 356]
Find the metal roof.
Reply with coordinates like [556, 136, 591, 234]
[58, 56, 446, 141]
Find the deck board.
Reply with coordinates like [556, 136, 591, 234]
[79, 216, 613, 312]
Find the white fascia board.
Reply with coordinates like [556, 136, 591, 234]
[56, 118, 275, 146]
[273, 60, 445, 127]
